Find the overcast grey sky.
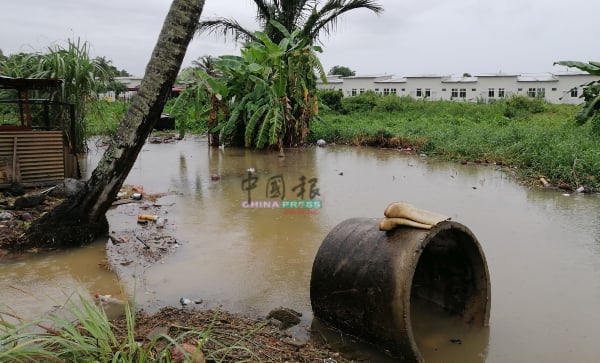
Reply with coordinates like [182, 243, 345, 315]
[1, 0, 598, 77]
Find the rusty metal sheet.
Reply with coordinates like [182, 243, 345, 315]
[0, 131, 65, 188]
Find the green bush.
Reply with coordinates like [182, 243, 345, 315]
[374, 95, 415, 113]
[341, 90, 379, 113]
[503, 95, 547, 118]
[317, 89, 344, 112]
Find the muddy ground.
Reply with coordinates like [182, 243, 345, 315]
[0, 191, 63, 254]
[112, 306, 353, 362]
[0, 186, 361, 362]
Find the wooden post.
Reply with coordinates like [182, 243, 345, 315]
[24, 90, 32, 129]
[43, 100, 50, 130]
[17, 90, 25, 127]
[12, 136, 20, 183]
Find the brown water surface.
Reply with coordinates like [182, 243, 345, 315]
[2, 135, 600, 362]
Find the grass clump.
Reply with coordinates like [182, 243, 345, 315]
[0, 296, 248, 363]
[86, 100, 128, 137]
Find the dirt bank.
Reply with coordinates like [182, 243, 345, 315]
[111, 306, 354, 362]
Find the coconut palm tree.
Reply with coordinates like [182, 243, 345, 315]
[24, 0, 205, 249]
[198, 0, 383, 46]
[191, 55, 222, 77]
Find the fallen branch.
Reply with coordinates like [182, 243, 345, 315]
[135, 236, 150, 249]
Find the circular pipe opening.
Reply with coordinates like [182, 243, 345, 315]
[409, 226, 491, 360]
[311, 218, 490, 361]
[411, 228, 489, 322]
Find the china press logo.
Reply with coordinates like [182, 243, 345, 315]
[241, 168, 322, 214]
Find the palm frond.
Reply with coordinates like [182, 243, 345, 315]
[303, 0, 383, 42]
[197, 17, 258, 43]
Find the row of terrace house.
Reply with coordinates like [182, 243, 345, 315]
[317, 72, 599, 104]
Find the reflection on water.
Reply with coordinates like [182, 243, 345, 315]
[0, 242, 122, 323]
[412, 299, 490, 362]
[2, 135, 600, 362]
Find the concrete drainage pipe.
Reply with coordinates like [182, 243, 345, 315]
[310, 218, 490, 362]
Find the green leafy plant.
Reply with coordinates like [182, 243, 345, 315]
[555, 61, 600, 133]
[317, 89, 344, 112]
[36, 38, 111, 152]
[201, 20, 325, 149]
[374, 94, 416, 113]
[86, 100, 129, 136]
[503, 95, 546, 119]
[340, 90, 380, 113]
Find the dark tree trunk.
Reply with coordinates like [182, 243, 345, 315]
[208, 94, 221, 147]
[22, 0, 205, 250]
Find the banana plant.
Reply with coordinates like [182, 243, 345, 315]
[200, 20, 326, 150]
[555, 61, 600, 128]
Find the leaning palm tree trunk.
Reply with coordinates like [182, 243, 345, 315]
[23, 0, 205, 249]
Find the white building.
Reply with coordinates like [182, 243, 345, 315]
[317, 71, 598, 105]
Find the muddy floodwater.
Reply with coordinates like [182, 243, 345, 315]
[2, 135, 600, 362]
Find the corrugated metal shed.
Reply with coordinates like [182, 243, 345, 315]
[0, 131, 65, 187]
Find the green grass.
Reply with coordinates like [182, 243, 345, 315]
[86, 99, 207, 138]
[86, 100, 129, 137]
[310, 96, 600, 189]
[0, 296, 255, 363]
